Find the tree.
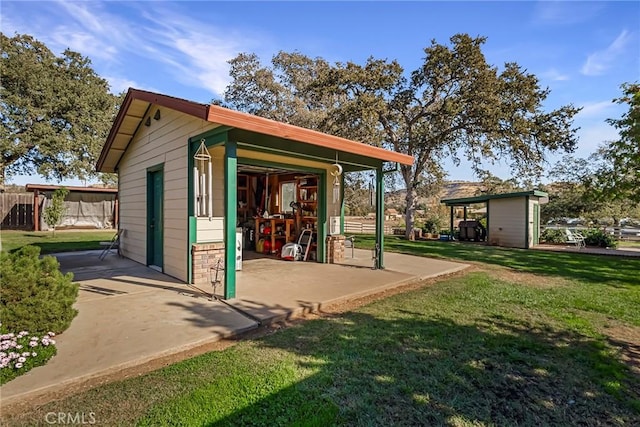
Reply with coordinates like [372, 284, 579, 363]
[1, 33, 119, 184]
[224, 35, 580, 239]
[43, 187, 69, 236]
[592, 82, 640, 203]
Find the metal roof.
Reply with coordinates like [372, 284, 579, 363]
[25, 184, 117, 194]
[441, 190, 549, 206]
[97, 88, 414, 173]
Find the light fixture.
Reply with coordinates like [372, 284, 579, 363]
[154, 109, 161, 120]
[144, 117, 151, 127]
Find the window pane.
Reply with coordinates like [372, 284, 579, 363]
[280, 182, 296, 213]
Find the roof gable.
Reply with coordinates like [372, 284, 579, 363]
[97, 88, 413, 173]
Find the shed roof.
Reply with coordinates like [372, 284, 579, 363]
[441, 190, 548, 206]
[97, 88, 414, 173]
[25, 184, 118, 194]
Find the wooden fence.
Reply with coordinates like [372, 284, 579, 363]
[344, 221, 393, 235]
[0, 193, 34, 230]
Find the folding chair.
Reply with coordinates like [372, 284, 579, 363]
[99, 229, 123, 260]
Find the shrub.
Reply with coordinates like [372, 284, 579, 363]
[0, 325, 57, 385]
[0, 245, 79, 335]
[583, 229, 618, 249]
[540, 228, 566, 244]
[423, 218, 440, 234]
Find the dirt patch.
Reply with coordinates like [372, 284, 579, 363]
[0, 268, 470, 417]
[490, 268, 568, 288]
[605, 324, 640, 376]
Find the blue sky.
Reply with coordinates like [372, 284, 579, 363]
[2, 1, 639, 186]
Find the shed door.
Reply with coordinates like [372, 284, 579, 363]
[533, 203, 540, 245]
[147, 169, 164, 269]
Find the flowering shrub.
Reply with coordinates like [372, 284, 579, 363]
[0, 324, 57, 385]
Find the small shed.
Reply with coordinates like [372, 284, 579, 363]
[26, 184, 118, 231]
[441, 190, 548, 249]
[96, 88, 413, 299]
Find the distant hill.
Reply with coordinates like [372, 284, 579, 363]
[385, 181, 484, 210]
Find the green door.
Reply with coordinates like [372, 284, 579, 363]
[533, 203, 540, 245]
[148, 169, 163, 268]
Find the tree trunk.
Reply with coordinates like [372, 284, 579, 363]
[404, 188, 417, 241]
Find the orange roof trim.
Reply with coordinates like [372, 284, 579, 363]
[97, 88, 413, 172]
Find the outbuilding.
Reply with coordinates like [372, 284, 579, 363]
[96, 88, 413, 299]
[25, 184, 118, 231]
[441, 190, 548, 249]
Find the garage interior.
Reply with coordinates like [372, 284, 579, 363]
[236, 164, 322, 262]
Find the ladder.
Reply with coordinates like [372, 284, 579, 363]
[298, 228, 314, 261]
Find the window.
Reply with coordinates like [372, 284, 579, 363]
[280, 182, 296, 213]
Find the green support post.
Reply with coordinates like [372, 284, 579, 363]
[375, 166, 384, 269]
[224, 141, 237, 299]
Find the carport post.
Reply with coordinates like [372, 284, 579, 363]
[375, 165, 384, 269]
[449, 206, 454, 239]
[224, 141, 237, 299]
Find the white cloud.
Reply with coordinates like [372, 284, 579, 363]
[581, 30, 633, 76]
[3, 1, 263, 98]
[577, 100, 615, 118]
[533, 1, 603, 26]
[575, 122, 618, 154]
[136, 9, 259, 97]
[103, 76, 142, 94]
[541, 68, 570, 82]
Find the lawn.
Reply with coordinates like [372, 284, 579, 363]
[2, 239, 639, 426]
[0, 230, 117, 254]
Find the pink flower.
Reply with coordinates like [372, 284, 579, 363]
[18, 357, 26, 363]
[15, 362, 23, 369]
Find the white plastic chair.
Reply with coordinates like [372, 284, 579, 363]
[565, 228, 585, 249]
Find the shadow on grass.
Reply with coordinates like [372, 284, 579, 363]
[357, 236, 640, 287]
[139, 310, 639, 426]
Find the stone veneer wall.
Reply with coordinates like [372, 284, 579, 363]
[192, 242, 225, 286]
[326, 235, 345, 264]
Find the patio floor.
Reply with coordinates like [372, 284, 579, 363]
[0, 249, 468, 408]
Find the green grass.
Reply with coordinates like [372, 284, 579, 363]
[2, 239, 639, 426]
[0, 230, 117, 254]
[619, 240, 640, 249]
[354, 235, 640, 288]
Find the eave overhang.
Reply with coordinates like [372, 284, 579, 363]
[97, 88, 413, 174]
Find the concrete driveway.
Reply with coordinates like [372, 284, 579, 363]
[0, 248, 467, 406]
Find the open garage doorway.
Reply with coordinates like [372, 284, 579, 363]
[236, 163, 322, 265]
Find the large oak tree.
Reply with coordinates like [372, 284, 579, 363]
[224, 34, 580, 238]
[1, 33, 119, 184]
[593, 82, 640, 203]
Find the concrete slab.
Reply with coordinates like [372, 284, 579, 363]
[0, 251, 258, 406]
[0, 248, 468, 407]
[230, 249, 468, 323]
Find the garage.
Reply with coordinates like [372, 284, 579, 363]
[96, 88, 413, 299]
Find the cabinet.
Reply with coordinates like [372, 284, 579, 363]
[255, 218, 294, 254]
[297, 176, 318, 230]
